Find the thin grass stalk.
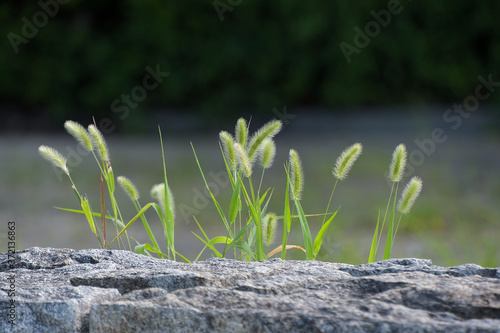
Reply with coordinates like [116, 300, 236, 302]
[383, 182, 399, 260]
[281, 164, 291, 259]
[159, 126, 175, 260]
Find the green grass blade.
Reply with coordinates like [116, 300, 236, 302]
[383, 184, 399, 260]
[313, 207, 340, 259]
[281, 164, 292, 259]
[158, 126, 175, 259]
[232, 223, 253, 242]
[108, 203, 154, 246]
[81, 197, 97, 236]
[226, 240, 255, 260]
[237, 174, 264, 260]
[294, 200, 313, 260]
[229, 173, 241, 224]
[368, 209, 381, 263]
[191, 142, 231, 235]
[134, 243, 146, 255]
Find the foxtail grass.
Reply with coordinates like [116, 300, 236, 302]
[40, 117, 423, 264]
[39, 121, 186, 261]
[368, 144, 422, 263]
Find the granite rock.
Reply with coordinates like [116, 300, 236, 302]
[0, 247, 499, 332]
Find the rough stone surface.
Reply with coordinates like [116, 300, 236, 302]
[1, 247, 499, 333]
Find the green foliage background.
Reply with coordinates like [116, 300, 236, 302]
[1, 1, 499, 125]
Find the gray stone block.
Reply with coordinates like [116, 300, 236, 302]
[1, 247, 499, 332]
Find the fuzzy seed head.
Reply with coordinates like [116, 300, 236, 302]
[117, 176, 140, 201]
[234, 143, 252, 177]
[151, 183, 175, 220]
[38, 145, 69, 176]
[247, 120, 282, 162]
[333, 143, 362, 180]
[262, 212, 278, 247]
[235, 118, 248, 148]
[389, 144, 407, 182]
[259, 139, 276, 169]
[397, 176, 423, 214]
[64, 120, 93, 151]
[289, 149, 304, 201]
[88, 124, 109, 162]
[219, 131, 237, 171]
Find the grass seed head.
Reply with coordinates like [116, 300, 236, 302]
[389, 144, 407, 182]
[235, 118, 248, 148]
[219, 131, 237, 171]
[259, 139, 276, 169]
[262, 212, 278, 247]
[38, 145, 69, 176]
[333, 143, 362, 180]
[397, 176, 423, 214]
[289, 149, 304, 201]
[88, 124, 109, 162]
[117, 176, 140, 201]
[151, 183, 175, 220]
[247, 119, 282, 162]
[234, 143, 252, 177]
[64, 120, 93, 152]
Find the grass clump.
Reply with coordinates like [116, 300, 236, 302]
[368, 144, 423, 263]
[39, 121, 185, 261]
[40, 117, 423, 263]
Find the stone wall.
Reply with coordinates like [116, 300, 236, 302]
[1, 247, 499, 332]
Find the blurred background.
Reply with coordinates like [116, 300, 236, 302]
[0, 1, 499, 266]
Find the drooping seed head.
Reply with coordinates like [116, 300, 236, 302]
[333, 143, 362, 180]
[38, 145, 69, 176]
[259, 139, 276, 169]
[117, 176, 140, 201]
[88, 124, 109, 162]
[247, 120, 282, 163]
[234, 143, 252, 177]
[397, 176, 423, 214]
[64, 120, 93, 152]
[150, 183, 175, 220]
[262, 212, 278, 247]
[389, 144, 407, 182]
[289, 149, 304, 201]
[234, 118, 248, 148]
[219, 131, 237, 171]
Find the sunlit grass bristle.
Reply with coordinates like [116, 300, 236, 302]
[64, 120, 93, 151]
[88, 124, 109, 162]
[118, 176, 140, 202]
[263, 212, 278, 247]
[333, 143, 362, 180]
[289, 149, 304, 201]
[38, 145, 69, 176]
[234, 142, 252, 177]
[235, 118, 248, 148]
[247, 119, 282, 162]
[219, 131, 237, 171]
[151, 183, 175, 219]
[389, 144, 407, 182]
[397, 176, 423, 214]
[260, 139, 276, 169]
